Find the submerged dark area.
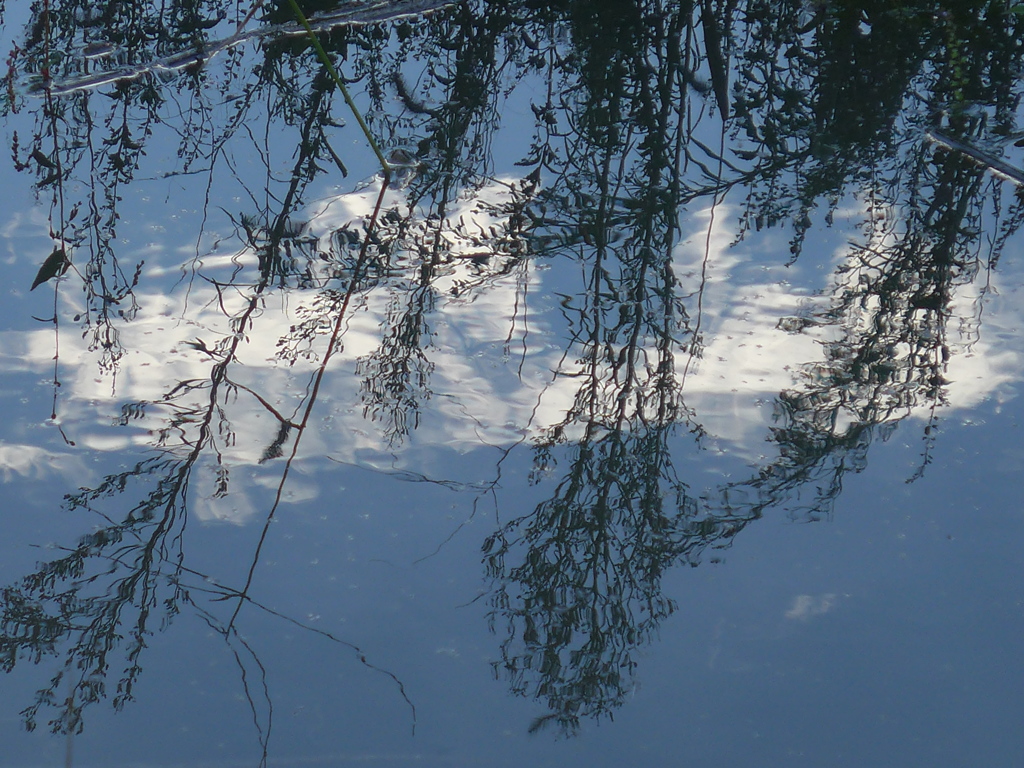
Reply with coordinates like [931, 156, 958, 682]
[0, 0, 1023, 765]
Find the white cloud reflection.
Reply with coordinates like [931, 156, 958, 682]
[785, 593, 838, 621]
[3, 182, 1023, 523]
[0, 442, 87, 483]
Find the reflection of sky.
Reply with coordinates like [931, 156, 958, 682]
[680, 202, 1024, 428]
[0, 11, 1018, 529]
[3, 176, 1024, 521]
[0, 12, 1022, 767]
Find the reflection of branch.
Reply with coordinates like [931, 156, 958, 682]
[926, 128, 1024, 186]
[7, 0, 1024, 750]
[485, 425, 713, 734]
[326, 456, 494, 493]
[227, 176, 389, 607]
[225, 376, 301, 430]
[1, 453, 193, 734]
[357, 284, 435, 446]
[30, 0, 459, 97]
[717, 138, 1000, 521]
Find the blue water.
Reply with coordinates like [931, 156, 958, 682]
[1, 1, 1023, 766]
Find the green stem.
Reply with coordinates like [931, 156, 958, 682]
[284, 0, 392, 181]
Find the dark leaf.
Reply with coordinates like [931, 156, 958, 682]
[30, 247, 70, 291]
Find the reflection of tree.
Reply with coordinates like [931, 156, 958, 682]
[0, 451, 413, 758]
[0, 170, 415, 758]
[724, 1, 1024, 253]
[482, 1, 706, 732]
[6, 0, 441, 373]
[719, 130, 1024, 522]
[486, 423, 724, 734]
[2, 3, 423, 745]
[7, 0, 246, 369]
[5, 0, 1024, 746]
[475, 0, 1024, 734]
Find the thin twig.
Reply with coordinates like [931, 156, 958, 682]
[284, 0, 393, 181]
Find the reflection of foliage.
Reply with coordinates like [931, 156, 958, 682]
[471, 0, 1024, 734]
[719, 129, 1024, 521]
[356, 284, 436, 444]
[1, 2, 416, 738]
[6, 0, 1024, 746]
[6, 0, 245, 367]
[0, 170, 409, 752]
[0, 449, 413, 752]
[0, 455, 190, 733]
[486, 425, 724, 734]
[717, 0, 1024, 256]
[476, 0, 707, 733]
[5, 0, 412, 371]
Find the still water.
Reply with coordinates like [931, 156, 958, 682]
[1, 1, 1023, 765]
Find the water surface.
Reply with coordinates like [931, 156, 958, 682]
[1, 1, 1023, 766]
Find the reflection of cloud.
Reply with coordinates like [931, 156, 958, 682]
[2, 179, 572, 475]
[671, 211, 824, 449]
[3, 187, 1023, 519]
[190, 459, 322, 524]
[940, 277, 1023, 412]
[785, 593, 837, 621]
[0, 442, 86, 484]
